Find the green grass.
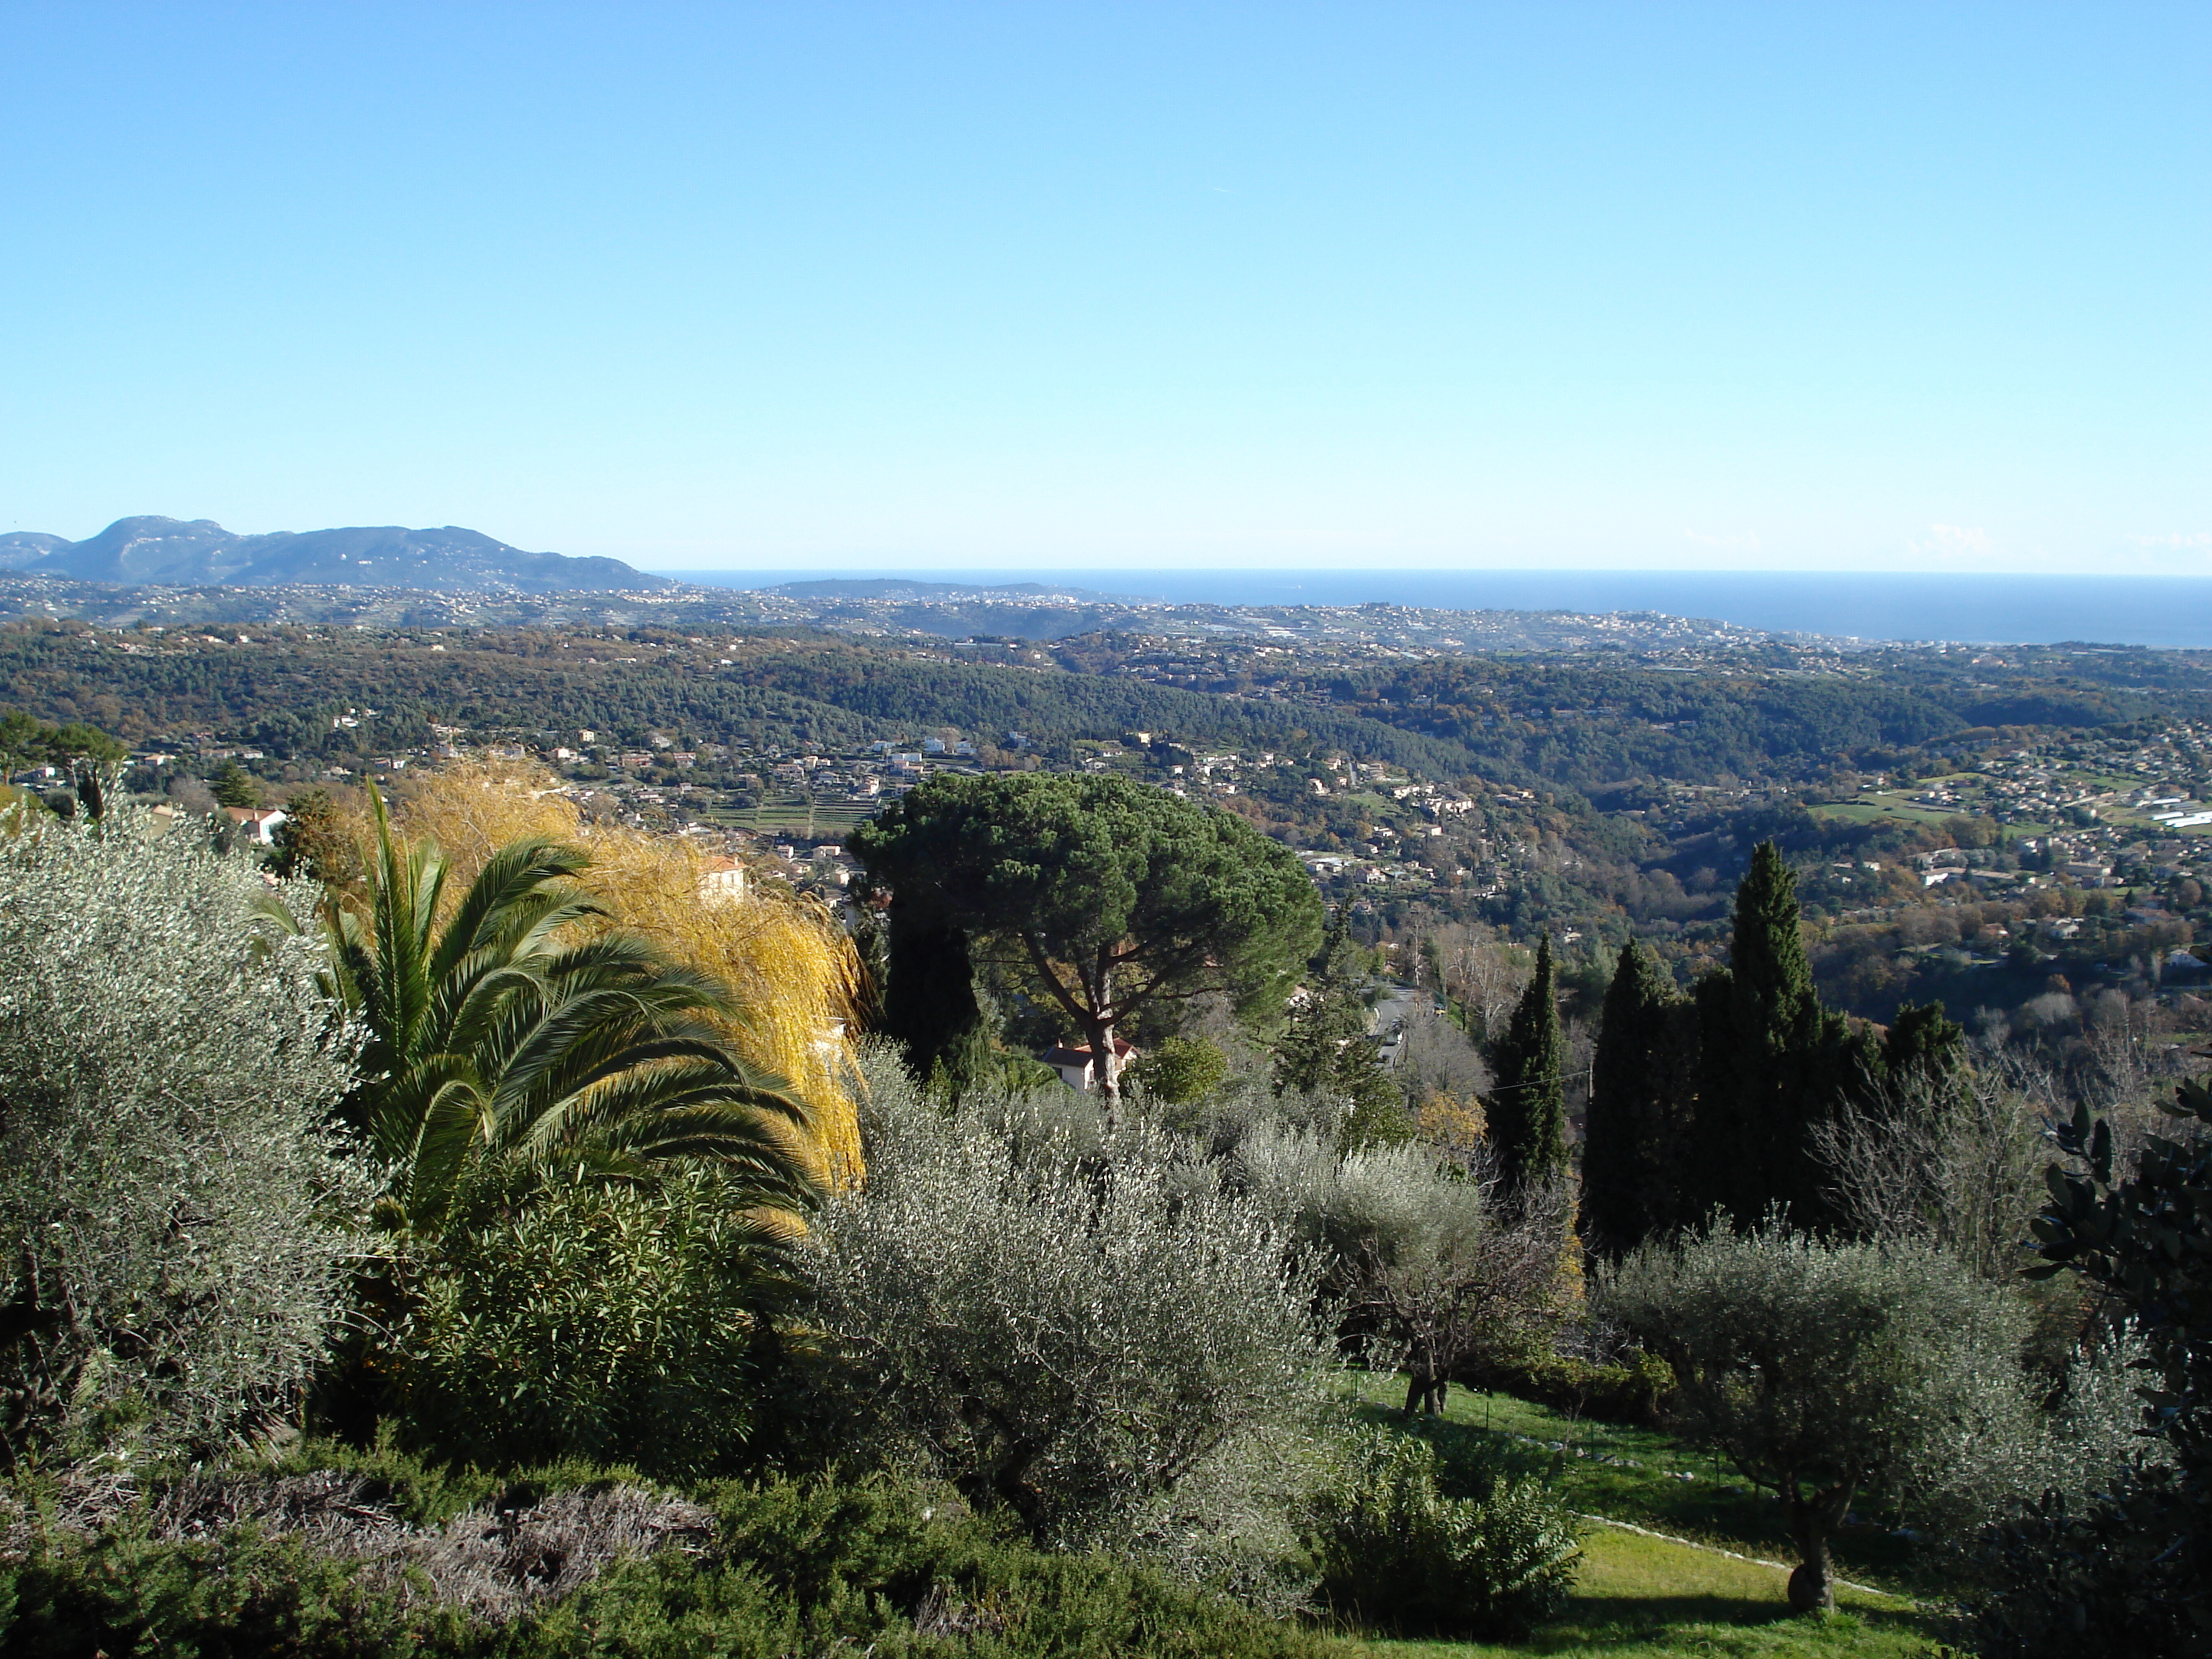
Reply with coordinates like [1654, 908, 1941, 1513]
[1334, 1374, 1949, 1659]
[696, 792, 880, 837]
[1807, 796, 1955, 827]
[1341, 1376, 1925, 1588]
[1342, 1527, 1935, 1658]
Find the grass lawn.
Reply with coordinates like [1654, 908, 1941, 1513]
[696, 793, 879, 837]
[1342, 1527, 1934, 1658]
[1807, 796, 1955, 827]
[1331, 1375, 1948, 1658]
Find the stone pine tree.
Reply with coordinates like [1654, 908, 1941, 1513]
[1582, 936, 1697, 1250]
[1689, 841, 1872, 1227]
[851, 773, 1323, 1118]
[1488, 933, 1568, 1190]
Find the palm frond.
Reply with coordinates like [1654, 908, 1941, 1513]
[344, 805, 826, 1242]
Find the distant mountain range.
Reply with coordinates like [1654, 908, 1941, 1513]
[0, 516, 667, 593]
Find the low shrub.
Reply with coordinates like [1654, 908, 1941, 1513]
[1303, 1428, 1581, 1638]
[1480, 1349, 1676, 1425]
[0, 1462, 1331, 1658]
[392, 1172, 796, 1478]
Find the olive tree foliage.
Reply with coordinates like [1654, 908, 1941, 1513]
[1235, 1125, 1573, 1416]
[1604, 1220, 2033, 1615]
[1902, 1323, 2154, 1551]
[805, 1047, 1331, 1576]
[0, 814, 366, 1467]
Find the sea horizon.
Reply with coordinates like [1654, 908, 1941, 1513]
[648, 567, 2212, 651]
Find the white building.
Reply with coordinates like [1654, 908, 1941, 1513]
[222, 806, 288, 845]
[1038, 1038, 1139, 1093]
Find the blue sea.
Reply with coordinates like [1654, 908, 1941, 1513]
[655, 569, 2212, 650]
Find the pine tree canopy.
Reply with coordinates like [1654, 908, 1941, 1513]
[850, 771, 1323, 1110]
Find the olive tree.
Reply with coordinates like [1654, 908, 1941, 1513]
[850, 773, 1323, 1113]
[806, 1051, 1330, 1559]
[0, 814, 365, 1466]
[1604, 1218, 2031, 1614]
[1235, 1125, 1573, 1416]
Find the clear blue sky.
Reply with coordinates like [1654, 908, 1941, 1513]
[3, 3, 2205, 573]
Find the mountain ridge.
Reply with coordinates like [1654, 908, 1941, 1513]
[0, 516, 668, 593]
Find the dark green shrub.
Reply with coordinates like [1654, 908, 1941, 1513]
[0, 1465, 1331, 1658]
[1304, 1429, 1580, 1637]
[1131, 1035, 1232, 1107]
[392, 1173, 792, 1478]
[0, 1525, 482, 1659]
[1965, 1462, 2208, 1659]
[1482, 1350, 1676, 1425]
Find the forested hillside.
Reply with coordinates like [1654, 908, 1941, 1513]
[13, 613, 2212, 1051]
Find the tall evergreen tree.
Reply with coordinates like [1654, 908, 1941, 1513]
[210, 760, 259, 809]
[1583, 937, 1696, 1249]
[1727, 840, 1826, 1218]
[1488, 934, 1567, 1189]
[1690, 841, 1871, 1226]
[1272, 914, 1370, 1093]
[1876, 1001, 1967, 1107]
[878, 903, 990, 1088]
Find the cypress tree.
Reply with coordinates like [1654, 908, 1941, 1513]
[1273, 914, 1372, 1093]
[1681, 967, 1738, 1223]
[1488, 934, 1567, 1189]
[1878, 1001, 1967, 1106]
[1275, 913, 1409, 1148]
[1696, 841, 1873, 1226]
[880, 903, 989, 1087]
[1727, 842, 1825, 1219]
[1583, 937, 1695, 1249]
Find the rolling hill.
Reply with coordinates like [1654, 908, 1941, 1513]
[0, 516, 667, 593]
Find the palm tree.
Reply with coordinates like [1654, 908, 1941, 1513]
[328, 791, 821, 1240]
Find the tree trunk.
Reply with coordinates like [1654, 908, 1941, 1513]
[1784, 1479, 1853, 1615]
[1080, 1014, 1123, 1128]
[1402, 1370, 1446, 1416]
[1084, 953, 1122, 1127]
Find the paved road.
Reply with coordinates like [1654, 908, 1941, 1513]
[1368, 984, 1429, 1067]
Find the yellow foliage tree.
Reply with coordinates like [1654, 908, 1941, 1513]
[361, 761, 866, 1184]
[1414, 1089, 1487, 1166]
